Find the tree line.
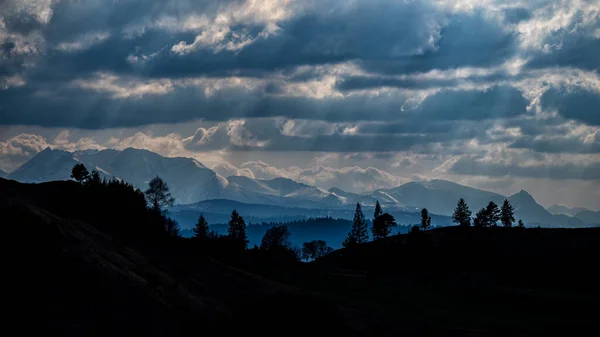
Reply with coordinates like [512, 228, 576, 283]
[342, 197, 524, 249]
[72, 163, 525, 262]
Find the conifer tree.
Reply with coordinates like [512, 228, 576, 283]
[474, 208, 487, 228]
[193, 214, 210, 239]
[452, 198, 472, 227]
[420, 208, 432, 230]
[485, 201, 501, 227]
[343, 203, 369, 248]
[374, 200, 383, 220]
[228, 209, 248, 248]
[501, 199, 516, 228]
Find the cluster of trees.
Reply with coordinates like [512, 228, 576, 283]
[452, 198, 524, 228]
[71, 163, 102, 186]
[341, 197, 526, 250]
[343, 201, 438, 248]
[191, 206, 334, 261]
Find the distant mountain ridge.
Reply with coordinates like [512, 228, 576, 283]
[547, 204, 589, 217]
[6, 147, 589, 228]
[7, 147, 361, 207]
[574, 210, 600, 225]
[0, 169, 7, 178]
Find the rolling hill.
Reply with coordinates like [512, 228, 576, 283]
[3, 177, 598, 336]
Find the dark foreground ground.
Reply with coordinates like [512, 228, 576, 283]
[2, 177, 599, 336]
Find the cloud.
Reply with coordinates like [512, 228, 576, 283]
[237, 160, 405, 193]
[443, 154, 600, 180]
[212, 162, 255, 179]
[540, 87, 600, 126]
[0, 133, 50, 171]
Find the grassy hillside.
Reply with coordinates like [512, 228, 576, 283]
[3, 177, 599, 336]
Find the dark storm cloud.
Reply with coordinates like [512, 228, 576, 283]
[510, 136, 600, 154]
[523, 14, 600, 72]
[412, 85, 529, 121]
[448, 156, 600, 180]
[526, 36, 600, 72]
[0, 81, 529, 128]
[540, 87, 600, 126]
[358, 13, 519, 75]
[1, 0, 517, 82]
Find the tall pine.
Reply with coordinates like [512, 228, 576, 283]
[501, 199, 516, 227]
[343, 203, 369, 248]
[420, 208, 432, 230]
[228, 209, 247, 248]
[474, 208, 487, 228]
[374, 200, 383, 220]
[452, 198, 472, 227]
[485, 201, 501, 227]
[193, 214, 210, 239]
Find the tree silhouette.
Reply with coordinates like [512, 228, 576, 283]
[518, 219, 525, 228]
[420, 208, 432, 230]
[193, 214, 210, 239]
[86, 170, 102, 187]
[71, 163, 90, 184]
[485, 201, 501, 227]
[165, 218, 180, 237]
[452, 198, 472, 227]
[501, 199, 516, 228]
[374, 200, 383, 220]
[228, 209, 248, 248]
[474, 208, 487, 228]
[260, 225, 291, 251]
[301, 240, 333, 261]
[343, 203, 369, 248]
[144, 176, 175, 213]
[372, 212, 397, 240]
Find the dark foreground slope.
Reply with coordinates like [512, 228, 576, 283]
[2, 177, 600, 336]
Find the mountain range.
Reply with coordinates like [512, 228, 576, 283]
[547, 204, 589, 217]
[5, 147, 596, 227]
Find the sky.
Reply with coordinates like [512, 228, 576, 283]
[0, 0, 599, 210]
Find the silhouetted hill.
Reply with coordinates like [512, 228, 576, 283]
[547, 204, 588, 217]
[508, 190, 584, 227]
[1, 178, 350, 336]
[575, 210, 600, 225]
[3, 178, 599, 336]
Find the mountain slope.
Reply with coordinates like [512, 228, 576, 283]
[1, 178, 350, 336]
[0, 169, 7, 178]
[7, 148, 255, 205]
[371, 179, 505, 214]
[227, 176, 357, 207]
[7, 147, 78, 182]
[370, 179, 585, 227]
[508, 190, 584, 227]
[574, 210, 600, 225]
[8, 148, 358, 207]
[547, 204, 588, 217]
